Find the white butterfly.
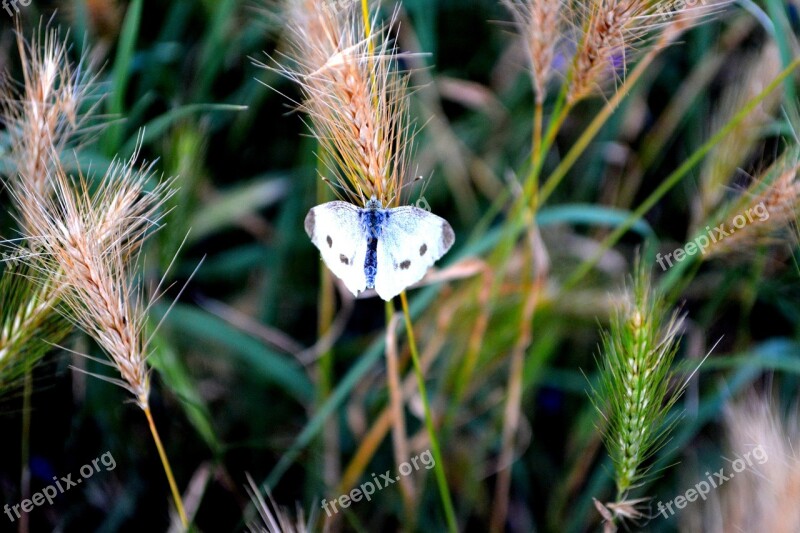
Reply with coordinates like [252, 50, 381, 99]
[304, 197, 455, 301]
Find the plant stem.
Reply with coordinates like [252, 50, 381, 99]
[399, 291, 457, 533]
[446, 269, 491, 426]
[538, 43, 659, 207]
[487, 88, 567, 302]
[361, 0, 372, 49]
[490, 231, 542, 533]
[530, 100, 544, 208]
[561, 55, 800, 291]
[143, 406, 188, 528]
[317, 162, 339, 496]
[384, 300, 415, 521]
[523, 90, 569, 207]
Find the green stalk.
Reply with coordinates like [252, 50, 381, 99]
[562, 56, 800, 291]
[399, 291, 457, 533]
[538, 43, 661, 206]
[522, 86, 569, 208]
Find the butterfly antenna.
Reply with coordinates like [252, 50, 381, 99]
[399, 176, 424, 192]
[320, 177, 349, 202]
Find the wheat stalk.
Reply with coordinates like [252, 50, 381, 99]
[502, 0, 564, 105]
[591, 262, 687, 527]
[0, 26, 103, 533]
[2, 24, 100, 230]
[567, 0, 728, 105]
[0, 25, 100, 389]
[9, 155, 188, 527]
[256, 0, 412, 207]
[705, 159, 800, 258]
[11, 157, 170, 406]
[260, 3, 457, 530]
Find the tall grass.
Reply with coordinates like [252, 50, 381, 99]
[2, 27, 188, 529]
[1, 1, 800, 532]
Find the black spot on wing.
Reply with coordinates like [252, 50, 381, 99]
[340, 254, 349, 265]
[326, 235, 333, 248]
[304, 209, 315, 239]
[420, 244, 427, 256]
[400, 260, 411, 270]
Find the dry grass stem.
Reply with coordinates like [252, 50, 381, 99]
[706, 160, 800, 258]
[246, 474, 311, 533]
[11, 157, 171, 408]
[502, 0, 564, 104]
[385, 313, 416, 513]
[2, 26, 99, 233]
[567, 0, 727, 105]
[490, 225, 549, 533]
[257, 0, 413, 207]
[696, 42, 783, 223]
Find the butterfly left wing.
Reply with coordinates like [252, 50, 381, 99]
[373, 206, 455, 301]
[305, 201, 370, 297]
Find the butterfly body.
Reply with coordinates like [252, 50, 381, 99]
[359, 198, 387, 288]
[305, 198, 454, 301]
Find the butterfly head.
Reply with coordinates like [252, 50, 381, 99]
[365, 196, 383, 210]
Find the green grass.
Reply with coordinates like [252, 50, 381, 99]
[1, 1, 800, 532]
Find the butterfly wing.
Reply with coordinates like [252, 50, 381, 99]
[305, 201, 369, 297]
[373, 206, 455, 301]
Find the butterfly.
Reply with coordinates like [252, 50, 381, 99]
[304, 197, 455, 301]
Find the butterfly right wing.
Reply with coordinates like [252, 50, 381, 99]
[372, 206, 455, 301]
[304, 201, 369, 297]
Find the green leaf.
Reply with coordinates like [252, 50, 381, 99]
[103, 0, 143, 154]
[121, 103, 247, 156]
[147, 328, 223, 456]
[188, 177, 289, 242]
[537, 204, 657, 240]
[156, 303, 312, 403]
[193, 0, 239, 101]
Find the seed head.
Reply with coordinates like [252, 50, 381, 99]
[256, 0, 413, 207]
